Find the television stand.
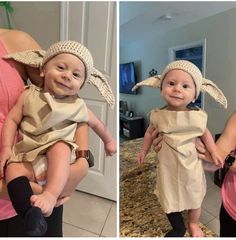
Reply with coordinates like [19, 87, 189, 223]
[120, 114, 144, 140]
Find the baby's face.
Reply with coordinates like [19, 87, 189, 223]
[161, 69, 195, 111]
[41, 53, 85, 98]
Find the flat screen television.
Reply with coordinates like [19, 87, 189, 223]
[119, 62, 137, 94]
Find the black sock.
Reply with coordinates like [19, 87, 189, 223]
[165, 212, 186, 237]
[7, 176, 47, 236]
[7, 176, 34, 217]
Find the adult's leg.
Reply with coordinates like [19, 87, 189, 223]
[188, 208, 204, 237]
[44, 205, 63, 237]
[220, 203, 236, 237]
[0, 215, 26, 237]
[0, 206, 63, 237]
[165, 212, 186, 237]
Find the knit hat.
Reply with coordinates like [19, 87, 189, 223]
[132, 60, 227, 108]
[4, 40, 115, 109]
[42, 41, 94, 83]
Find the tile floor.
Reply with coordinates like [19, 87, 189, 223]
[63, 191, 117, 237]
[200, 171, 221, 235]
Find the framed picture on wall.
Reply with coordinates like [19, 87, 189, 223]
[168, 39, 206, 109]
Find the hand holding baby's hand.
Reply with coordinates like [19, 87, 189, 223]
[211, 151, 224, 168]
[0, 148, 12, 178]
[105, 139, 117, 156]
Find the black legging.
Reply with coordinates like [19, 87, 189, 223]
[165, 211, 186, 237]
[0, 205, 63, 237]
[220, 203, 236, 237]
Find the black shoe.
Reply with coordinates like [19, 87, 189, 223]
[24, 207, 47, 236]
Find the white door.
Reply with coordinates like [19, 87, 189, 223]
[60, 2, 117, 201]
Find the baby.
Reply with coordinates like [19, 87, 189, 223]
[133, 60, 227, 237]
[0, 40, 116, 236]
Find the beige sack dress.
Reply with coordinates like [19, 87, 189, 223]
[151, 108, 207, 214]
[8, 85, 88, 182]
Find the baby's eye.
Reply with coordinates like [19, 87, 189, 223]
[182, 84, 189, 89]
[57, 65, 65, 70]
[168, 81, 175, 86]
[73, 72, 81, 78]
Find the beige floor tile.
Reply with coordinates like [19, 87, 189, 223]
[201, 171, 221, 235]
[101, 202, 117, 237]
[205, 218, 220, 236]
[200, 208, 215, 225]
[205, 171, 215, 188]
[202, 184, 221, 216]
[63, 222, 99, 237]
[63, 191, 113, 234]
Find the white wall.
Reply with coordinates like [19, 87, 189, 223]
[2, 2, 60, 48]
[120, 7, 236, 136]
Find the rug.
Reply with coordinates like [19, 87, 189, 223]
[120, 138, 218, 237]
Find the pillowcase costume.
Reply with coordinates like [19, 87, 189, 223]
[4, 41, 115, 183]
[132, 60, 227, 213]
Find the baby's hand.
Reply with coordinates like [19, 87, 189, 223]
[0, 148, 12, 178]
[137, 150, 147, 165]
[105, 139, 117, 156]
[211, 151, 224, 168]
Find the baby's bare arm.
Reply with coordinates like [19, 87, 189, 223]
[87, 109, 116, 156]
[138, 126, 156, 164]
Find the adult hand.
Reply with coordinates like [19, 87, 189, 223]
[60, 157, 89, 199]
[195, 138, 208, 160]
[229, 160, 236, 173]
[152, 129, 163, 153]
[0, 147, 12, 178]
[55, 196, 70, 207]
[196, 138, 222, 165]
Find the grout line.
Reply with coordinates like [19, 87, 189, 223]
[63, 221, 100, 236]
[99, 204, 113, 237]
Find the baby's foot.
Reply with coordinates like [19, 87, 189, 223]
[30, 191, 57, 217]
[188, 222, 204, 237]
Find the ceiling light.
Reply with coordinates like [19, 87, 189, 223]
[160, 14, 172, 20]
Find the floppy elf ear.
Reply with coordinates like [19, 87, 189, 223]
[3, 49, 46, 68]
[87, 68, 115, 109]
[132, 75, 162, 91]
[201, 79, 227, 109]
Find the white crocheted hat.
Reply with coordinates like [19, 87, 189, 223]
[4, 41, 115, 109]
[132, 60, 227, 108]
[160, 60, 203, 99]
[42, 41, 93, 83]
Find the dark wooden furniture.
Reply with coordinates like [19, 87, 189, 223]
[120, 114, 144, 140]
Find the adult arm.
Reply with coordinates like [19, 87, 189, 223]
[57, 122, 89, 204]
[152, 128, 163, 153]
[216, 112, 236, 173]
[0, 123, 89, 201]
[1, 29, 43, 86]
[0, 91, 26, 177]
[197, 112, 236, 172]
[200, 128, 223, 167]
